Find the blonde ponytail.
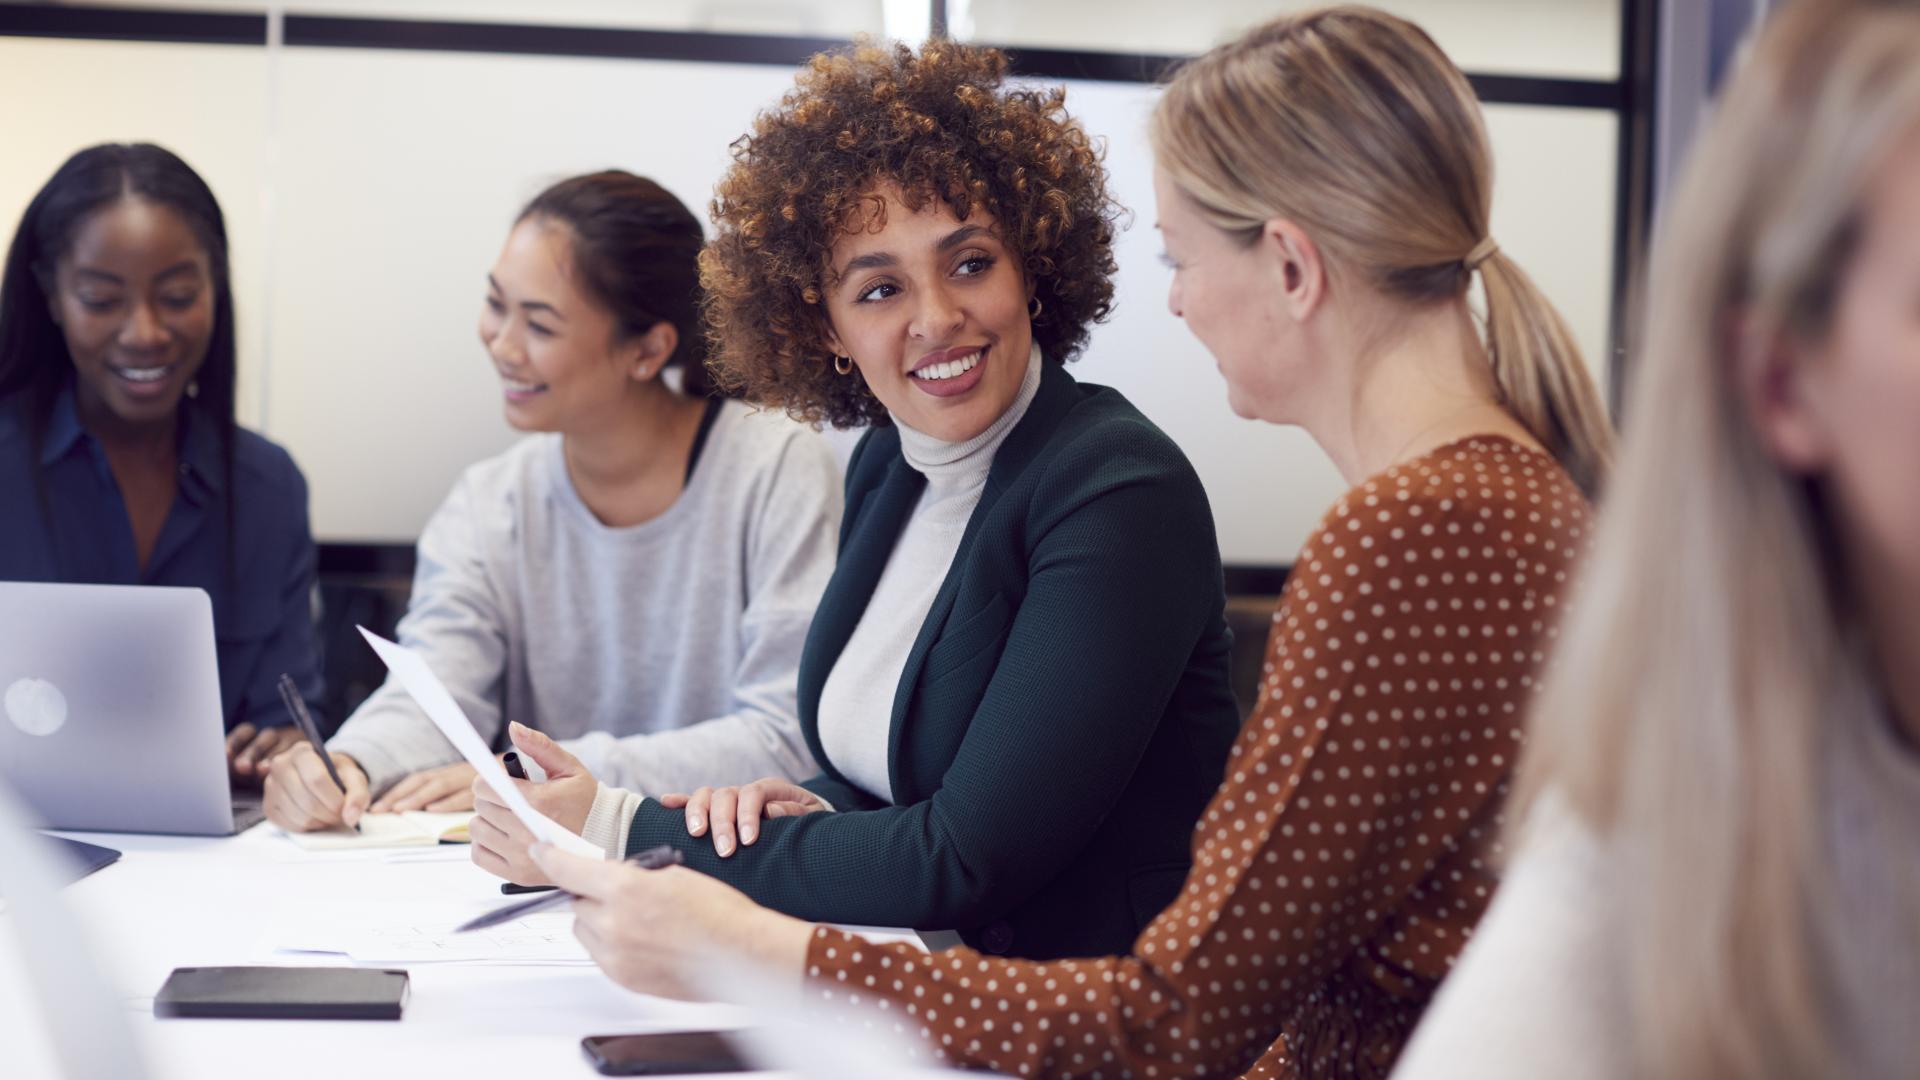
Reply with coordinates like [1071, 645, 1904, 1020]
[1477, 251, 1614, 495]
[1150, 5, 1612, 494]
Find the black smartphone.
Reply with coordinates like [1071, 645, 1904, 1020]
[580, 1031, 753, 1076]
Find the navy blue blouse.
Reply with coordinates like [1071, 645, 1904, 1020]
[0, 383, 323, 731]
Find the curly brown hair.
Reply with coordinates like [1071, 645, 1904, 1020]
[698, 38, 1123, 428]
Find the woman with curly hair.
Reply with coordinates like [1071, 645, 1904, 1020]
[507, 7, 1611, 1077]
[469, 39, 1243, 962]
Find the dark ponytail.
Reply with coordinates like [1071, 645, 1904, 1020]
[518, 172, 723, 398]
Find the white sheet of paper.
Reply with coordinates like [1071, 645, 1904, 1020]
[258, 899, 594, 965]
[357, 626, 603, 859]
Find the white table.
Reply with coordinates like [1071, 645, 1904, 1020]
[1, 824, 917, 1079]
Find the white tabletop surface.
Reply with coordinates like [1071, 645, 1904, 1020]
[1, 823, 919, 1079]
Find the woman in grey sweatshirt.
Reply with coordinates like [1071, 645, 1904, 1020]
[262, 171, 840, 832]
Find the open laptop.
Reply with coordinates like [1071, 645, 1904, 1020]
[0, 581, 265, 836]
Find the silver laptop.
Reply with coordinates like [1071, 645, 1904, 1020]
[0, 581, 259, 836]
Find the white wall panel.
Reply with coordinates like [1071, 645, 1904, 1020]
[965, 0, 1622, 80]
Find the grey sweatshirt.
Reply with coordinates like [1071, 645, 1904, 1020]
[327, 401, 841, 798]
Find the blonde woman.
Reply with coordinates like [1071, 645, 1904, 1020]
[506, 10, 1611, 1078]
[1394, 3, 1920, 1078]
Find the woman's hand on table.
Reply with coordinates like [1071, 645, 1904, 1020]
[532, 841, 814, 1000]
[227, 722, 306, 781]
[658, 778, 828, 858]
[374, 761, 479, 813]
[470, 721, 599, 885]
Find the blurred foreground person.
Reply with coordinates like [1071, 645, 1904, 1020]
[1397, 3, 1920, 1078]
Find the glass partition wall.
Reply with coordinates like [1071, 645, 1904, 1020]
[0, 0, 1650, 567]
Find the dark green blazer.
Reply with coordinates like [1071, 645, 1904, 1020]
[624, 361, 1239, 960]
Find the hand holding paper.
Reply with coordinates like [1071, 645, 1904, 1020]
[356, 626, 603, 859]
[470, 723, 606, 884]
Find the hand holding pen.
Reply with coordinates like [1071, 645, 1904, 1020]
[525, 839, 815, 1001]
[456, 844, 684, 932]
[268, 673, 368, 834]
[469, 721, 601, 887]
[495, 750, 552, 895]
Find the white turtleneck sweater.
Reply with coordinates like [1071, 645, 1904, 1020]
[580, 345, 1042, 854]
[815, 343, 1044, 804]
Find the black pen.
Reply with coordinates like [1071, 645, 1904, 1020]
[276, 673, 361, 834]
[456, 844, 684, 933]
[496, 750, 552, 894]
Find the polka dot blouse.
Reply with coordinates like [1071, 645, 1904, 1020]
[803, 436, 1592, 1079]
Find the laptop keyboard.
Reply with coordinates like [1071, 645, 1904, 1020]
[230, 793, 267, 833]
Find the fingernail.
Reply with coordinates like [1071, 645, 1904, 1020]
[718, 838, 734, 857]
[688, 815, 703, 834]
[743, 828, 756, 844]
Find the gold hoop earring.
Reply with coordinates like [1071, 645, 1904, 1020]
[834, 355, 854, 376]
[1028, 295, 1043, 320]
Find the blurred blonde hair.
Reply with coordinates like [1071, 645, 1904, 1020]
[1515, 1, 1920, 1075]
[1147, 5, 1612, 496]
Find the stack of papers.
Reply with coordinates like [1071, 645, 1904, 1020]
[259, 898, 593, 966]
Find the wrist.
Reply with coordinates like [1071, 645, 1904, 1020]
[751, 913, 817, 1005]
[581, 783, 631, 857]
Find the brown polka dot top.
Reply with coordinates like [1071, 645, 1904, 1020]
[804, 436, 1592, 1079]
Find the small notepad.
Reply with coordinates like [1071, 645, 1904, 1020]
[283, 811, 472, 851]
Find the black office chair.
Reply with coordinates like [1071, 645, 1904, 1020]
[311, 546, 416, 737]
